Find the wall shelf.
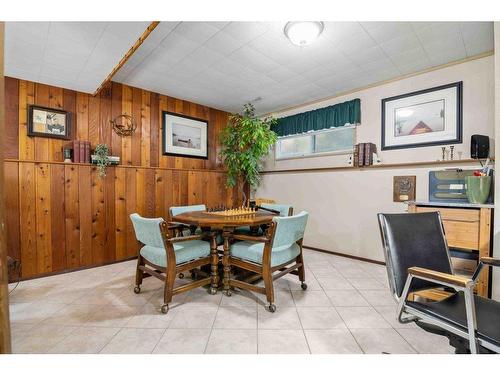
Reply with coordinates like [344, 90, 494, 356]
[260, 158, 491, 175]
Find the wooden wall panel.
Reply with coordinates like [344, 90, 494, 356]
[4, 77, 243, 279]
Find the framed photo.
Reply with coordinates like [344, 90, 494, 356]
[381, 82, 462, 150]
[162, 111, 208, 159]
[393, 175, 416, 202]
[28, 105, 71, 139]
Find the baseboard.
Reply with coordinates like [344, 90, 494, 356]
[303, 245, 386, 266]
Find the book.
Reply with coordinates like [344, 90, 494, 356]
[358, 142, 365, 167]
[73, 140, 80, 163]
[84, 141, 90, 163]
[364, 143, 377, 166]
[79, 140, 85, 163]
[352, 144, 359, 167]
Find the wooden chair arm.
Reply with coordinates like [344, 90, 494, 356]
[480, 257, 500, 267]
[408, 266, 473, 288]
[167, 222, 189, 229]
[169, 234, 204, 243]
[231, 234, 270, 243]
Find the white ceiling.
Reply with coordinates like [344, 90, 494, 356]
[4, 22, 150, 93]
[5, 22, 494, 114]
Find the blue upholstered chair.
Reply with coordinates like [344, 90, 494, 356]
[169, 204, 206, 236]
[234, 203, 293, 236]
[130, 213, 214, 314]
[228, 211, 309, 312]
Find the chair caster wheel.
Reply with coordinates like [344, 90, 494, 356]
[178, 273, 185, 279]
[301, 282, 308, 290]
[191, 271, 197, 280]
[161, 304, 169, 314]
[225, 290, 232, 297]
[134, 286, 141, 294]
[209, 287, 218, 295]
[268, 304, 276, 313]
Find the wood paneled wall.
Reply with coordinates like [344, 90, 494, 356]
[3, 77, 241, 279]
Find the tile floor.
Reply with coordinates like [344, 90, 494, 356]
[8, 249, 455, 354]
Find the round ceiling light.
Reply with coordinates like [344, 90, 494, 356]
[284, 21, 324, 46]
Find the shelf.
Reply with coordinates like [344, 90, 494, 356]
[4, 159, 227, 174]
[260, 158, 491, 175]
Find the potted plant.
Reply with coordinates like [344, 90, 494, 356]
[220, 103, 277, 205]
[94, 144, 111, 178]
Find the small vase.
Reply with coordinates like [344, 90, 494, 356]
[465, 176, 491, 204]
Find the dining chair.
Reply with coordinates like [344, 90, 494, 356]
[169, 204, 206, 236]
[378, 212, 500, 354]
[130, 213, 213, 314]
[228, 211, 309, 312]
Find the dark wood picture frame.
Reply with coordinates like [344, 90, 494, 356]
[28, 105, 71, 140]
[381, 81, 463, 151]
[162, 111, 209, 160]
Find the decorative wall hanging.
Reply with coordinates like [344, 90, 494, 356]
[393, 175, 416, 202]
[28, 105, 71, 139]
[381, 82, 462, 150]
[111, 113, 137, 136]
[162, 111, 208, 159]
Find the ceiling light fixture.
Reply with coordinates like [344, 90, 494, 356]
[284, 21, 324, 46]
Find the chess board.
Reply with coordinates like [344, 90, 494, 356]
[205, 207, 257, 217]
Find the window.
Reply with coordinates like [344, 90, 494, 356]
[275, 125, 356, 160]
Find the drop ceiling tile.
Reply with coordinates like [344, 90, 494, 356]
[265, 66, 297, 83]
[145, 22, 180, 45]
[337, 32, 378, 56]
[159, 33, 201, 63]
[173, 22, 221, 44]
[414, 22, 462, 45]
[460, 22, 494, 56]
[397, 59, 434, 75]
[48, 22, 106, 50]
[348, 46, 387, 65]
[361, 22, 414, 43]
[379, 33, 422, 56]
[187, 46, 225, 67]
[322, 22, 366, 44]
[228, 45, 280, 73]
[389, 47, 429, 67]
[203, 31, 244, 55]
[221, 22, 268, 44]
[429, 48, 467, 66]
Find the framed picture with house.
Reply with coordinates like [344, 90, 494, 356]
[381, 82, 462, 150]
[28, 105, 71, 139]
[162, 111, 209, 159]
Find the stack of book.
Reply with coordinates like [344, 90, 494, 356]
[63, 140, 91, 163]
[353, 142, 377, 167]
[91, 155, 120, 165]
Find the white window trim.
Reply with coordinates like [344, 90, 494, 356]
[274, 125, 357, 161]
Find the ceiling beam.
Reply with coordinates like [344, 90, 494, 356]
[93, 21, 160, 96]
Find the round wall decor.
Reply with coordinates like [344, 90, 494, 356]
[110, 113, 136, 136]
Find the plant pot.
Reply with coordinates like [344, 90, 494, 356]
[465, 176, 491, 204]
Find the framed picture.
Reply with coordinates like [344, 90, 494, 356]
[381, 82, 462, 150]
[162, 111, 208, 159]
[393, 175, 416, 202]
[28, 105, 71, 139]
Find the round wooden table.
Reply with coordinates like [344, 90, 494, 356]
[173, 210, 277, 295]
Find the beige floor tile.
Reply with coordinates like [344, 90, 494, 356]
[359, 290, 396, 306]
[310, 265, 341, 278]
[168, 306, 218, 329]
[296, 307, 346, 329]
[153, 328, 211, 354]
[256, 289, 295, 307]
[305, 329, 362, 354]
[49, 327, 120, 354]
[71, 288, 130, 306]
[42, 288, 90, 304]
[213, 305, 257, 329]
[350, 328, 416, 354]
[42, 304, 98, 326]
[205, 329, 257, 354]
[257, 306, 301, 329]
[84, 305, 139, 327]
[220, 289, 257, 306]
[258, 329, 310, 354]
[336, 306, 391, 329]
[10, 301, 65, 324]
[397, 328, 455, 354]
[10, 323, 36, 345]
[12, 324, 78, 353]
[325, 290, 369, 307]
[372, 305, 413, 329]
[100, 327, 165, 353]
[347, 278, 387, 290]
[316, 276, 354, 291]
[291, 290, 331, 307]
[286, 275, 322, 291]
[183, 287, 223, 306]
[125, 304, 178, 329]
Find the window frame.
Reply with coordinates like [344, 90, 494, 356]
[274, 125, 357, 161]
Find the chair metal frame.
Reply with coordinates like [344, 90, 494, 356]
[378, 212, 500, 354]
[134, 221, 213, 314]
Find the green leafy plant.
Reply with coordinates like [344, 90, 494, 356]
[94, 144, 111, 178]
[220, 103, 277, 204]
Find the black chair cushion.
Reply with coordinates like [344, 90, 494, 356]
[407, 292, 500, 347]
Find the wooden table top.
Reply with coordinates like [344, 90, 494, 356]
[173, 210, 277, 228]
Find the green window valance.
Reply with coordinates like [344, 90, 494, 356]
[271, 98, 361, 137]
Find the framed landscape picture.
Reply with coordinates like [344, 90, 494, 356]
[381, 82, 462, 150]
[28, 105, 71, 139]
[162, 111, 208, 159]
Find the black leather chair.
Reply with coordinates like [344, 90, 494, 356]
[378, 212, 500, 354]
